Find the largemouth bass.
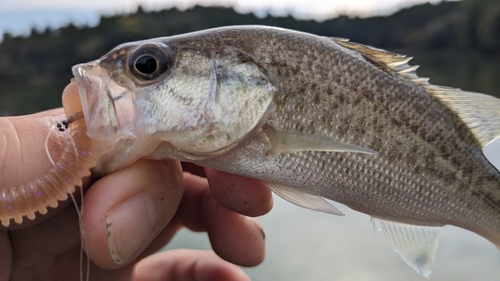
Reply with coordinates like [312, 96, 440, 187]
[15, 25, 500, 276]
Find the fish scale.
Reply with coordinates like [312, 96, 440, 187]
[69, 26, 500, 275]
[198, 27, 500, 242]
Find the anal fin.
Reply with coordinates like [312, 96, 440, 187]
[264, 182, 344, 216]
[372, 218, 441, 277]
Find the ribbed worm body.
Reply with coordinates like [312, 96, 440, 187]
[0, 82, 100, 227]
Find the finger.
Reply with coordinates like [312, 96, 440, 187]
[0, 109, 74, 228]
[126, 171, 267, 264]
[0, 109, 65, 189]
[82, 159, 183, 269]
[133, 250, 250, 281]
[178, 174, 266, 266]
[205, 168, 273, 217]
[206, 198, 266, 266]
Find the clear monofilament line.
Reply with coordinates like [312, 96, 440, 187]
[45, 126, 56, 166]
[66, 132, 90, 281]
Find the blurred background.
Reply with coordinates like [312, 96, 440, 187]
[1, 0, 499, 280]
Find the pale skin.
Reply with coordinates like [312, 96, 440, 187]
[0, 109, 274, 281]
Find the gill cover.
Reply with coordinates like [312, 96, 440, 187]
[163, 49, 277, 158]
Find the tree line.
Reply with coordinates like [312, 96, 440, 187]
[0, 0, 498, 115]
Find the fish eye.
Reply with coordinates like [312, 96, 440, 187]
[135, 55, 158, 75]
[128, 44, 172, 84]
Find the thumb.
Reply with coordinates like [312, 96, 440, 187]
[82, 159, 184, 269]
[0, 109, 71, 228]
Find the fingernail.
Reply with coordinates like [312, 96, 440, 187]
[106, 193, 156, 265]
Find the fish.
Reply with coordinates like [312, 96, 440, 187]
[3, 25, 500, 276]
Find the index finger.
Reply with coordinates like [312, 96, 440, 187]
[205, 168, 273, 217]
[181, 163, 273, 217]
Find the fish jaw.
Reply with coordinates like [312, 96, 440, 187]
[72, 59, 157, 174]
[72, 61, 138, 142]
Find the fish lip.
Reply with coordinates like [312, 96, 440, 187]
[72, 61, 118, 141]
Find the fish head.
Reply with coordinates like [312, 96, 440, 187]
[72, 36, 276, 160]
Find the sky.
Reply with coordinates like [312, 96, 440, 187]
[0, 0, 450, 40]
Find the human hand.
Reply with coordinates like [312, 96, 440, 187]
[0, 109, 273, 281]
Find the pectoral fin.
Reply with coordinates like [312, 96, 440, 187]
[264, 182, 344, 216]
[372, 218, 442, 277]
[263, 127, 377, 156]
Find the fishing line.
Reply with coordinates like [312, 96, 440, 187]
[66, 129, 90, 281]
[45, 125, 56, 166]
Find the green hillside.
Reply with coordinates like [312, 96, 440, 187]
[1, 0, 499, 115]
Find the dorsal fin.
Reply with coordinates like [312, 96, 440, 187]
[332, 38, 418, 80]
[425, 86, 500, 147]
[332, 38, 500, 171]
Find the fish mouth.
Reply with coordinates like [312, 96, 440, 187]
[72, 61, 133, 142]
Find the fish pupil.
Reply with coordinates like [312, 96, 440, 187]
[128, 43, 172, 84]
[135, 55, 158, 75]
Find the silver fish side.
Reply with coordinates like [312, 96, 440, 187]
[70, 25, 500, 275]
[187, 26, 500, 247]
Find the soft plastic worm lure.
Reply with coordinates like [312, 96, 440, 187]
[0, 82, 100, 227]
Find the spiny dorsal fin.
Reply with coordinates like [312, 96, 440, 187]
[332, 38, 500, 171]
[332, 38, 419, 80]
